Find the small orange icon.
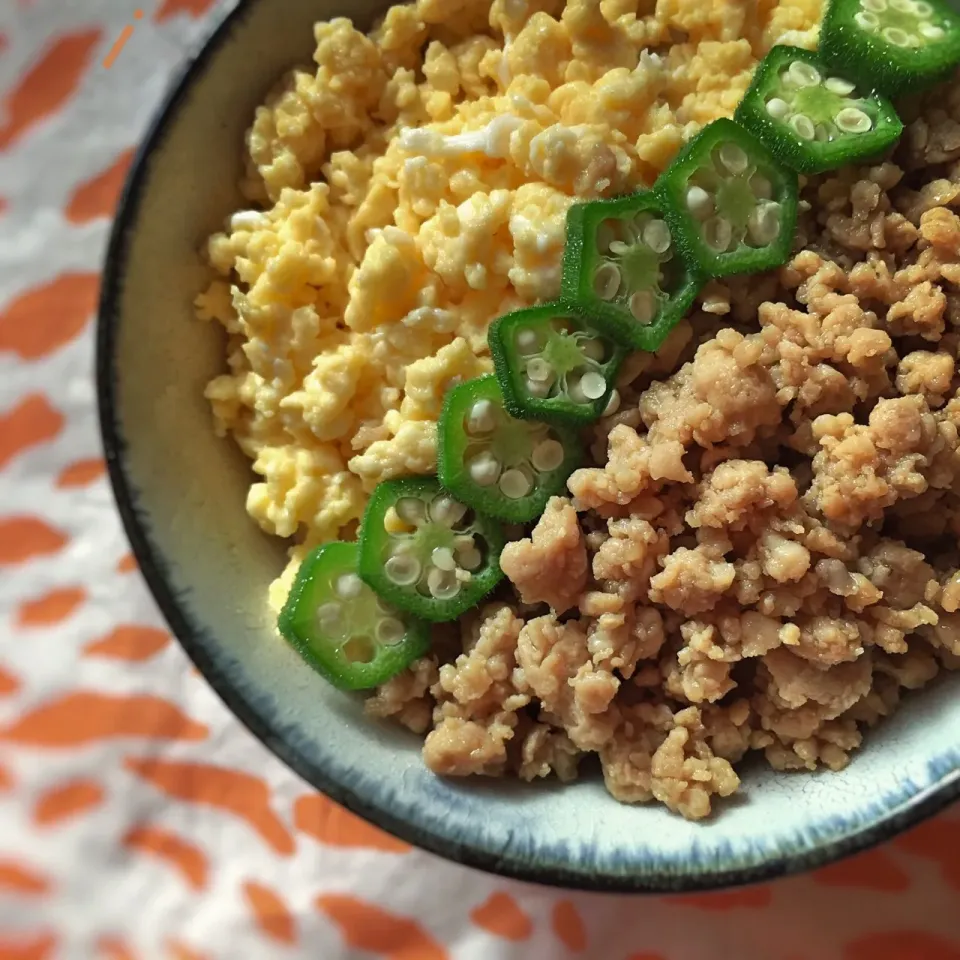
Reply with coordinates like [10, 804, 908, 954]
[103, 9, 143, 70]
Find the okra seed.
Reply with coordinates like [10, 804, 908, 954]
[914, 0, 933, 16]
[882, 26, 912, 44]
[499, 468, 532, 499]
[629, 290, 657, 324]
[836, 107, 873, 133]
[609, 240, 632, 257]
[526, 377, 551, 398]
[642, 218, 672, 253]
[750, 174, 772, 200]
[467, 398, 497, 435]
[790, 114, 816, 140]
[430, 495, 468, 526]
[603, 389, 621, 416]
[861, 0, 887, 10]
[455, 538, 483, 570]
[855, 10, 880, 29]
[385, 554, 421, 587]
[765, 97, 790, 121]
[825, 77, 856, 96]
[747, 201, 782, 246]
[703, 217, 734, 253]
[717, 142, 750, 176]
[919, 21, 945, 37]
[532, 438, 566, 472]
[581, 337, 605, 362]
[427, 567, 461, 600]
[469, 451, 502, 486]
[396, 497, 426, 525]
[316, 602, 341, 627]
[431, 546, 457, 571]
[580, 371, 608, 400]
[377, 617, 406, 645]
[788, 61, 821, 88]
[593, 262, 621, 300]
[527, 357, 554, 382]
[686, 185, 715, 220]
[336, 574, 363, 599]
[516, 328, 540, 353]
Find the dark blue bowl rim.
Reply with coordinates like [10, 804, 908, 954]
[96, 0, 960, 893]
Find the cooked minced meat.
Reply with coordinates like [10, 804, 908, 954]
[366, 76, 960, 820]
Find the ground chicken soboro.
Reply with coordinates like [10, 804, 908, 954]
[364, 76, 960, 820]
[199, 0, 960, 820]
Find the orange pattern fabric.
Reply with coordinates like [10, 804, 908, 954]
[1, 3, 958, 958]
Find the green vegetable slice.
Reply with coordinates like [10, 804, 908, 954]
[656, 118, 799, 279]
[821, 0, 960, 98]
[358, 476, 505, 622]
[735, 45, 904, 174]
[437, 375, 582, 523]
[489, 304, 626, 426]
[278, 541, 430, 690]
[561, 191, 704, 350]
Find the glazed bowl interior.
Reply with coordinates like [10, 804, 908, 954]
[99, 0, 960, 892]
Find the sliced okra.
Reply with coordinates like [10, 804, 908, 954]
[358, 477, 505, 623]
[656, 118, 799, 279]
[437, 375, 583, 524]
[561, 192, 704, 350]
[489, 304, 625, 426]
[821, 0, 960, 97]
[278, 541, 431, 690]
[736, 46, 904, 174]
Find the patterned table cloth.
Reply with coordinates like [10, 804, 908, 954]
[1, 1, 959, 957]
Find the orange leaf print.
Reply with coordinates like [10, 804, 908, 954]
[0, 692, 207, 746]
[294, 793, 410, 854]
[552, 900, 587, 952]
[626, 954, 669, 960]
[97, 935, 138, 960]
[0, 30, 102, 150]
[470, 892, 532, 942]
[0, 932, 57, 960]
[83, 625, 170, 662]
[123, 824, 209, 891]
[0, 763, 15, 792]
[0, 860, 50, 896]
[0, 272, 100, 360]
[0, 517, 67, 565]
[0, 394, 63, 469]
[843, 931, 960, 960]
[17, 587, 86, 627]
[317, 895, 448, 960]
[896, 818, 960, 890]
[0, 664, 21, 696]
[33, 778, 104, 826]
[813, 847, 909, 892]
[124, 758, 294, 855]
[56, 457, 106, 488]
[166, 941, 209, 960]
[65, 150, 134, 224]
[154, 0, 221, 22]
[0, 196, 8, 217]
[117, 553, 138, 574]
[671, 885, 772, 910]
[243, 881, 298, 945]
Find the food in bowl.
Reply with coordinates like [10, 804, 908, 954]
[195, 0, 960, 819]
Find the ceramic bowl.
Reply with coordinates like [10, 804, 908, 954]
[97, 0, 960, 892]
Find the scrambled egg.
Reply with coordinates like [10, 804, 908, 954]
[196, 0, 822, 609]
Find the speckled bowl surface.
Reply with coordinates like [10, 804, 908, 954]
[97, 0, 960, 892]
